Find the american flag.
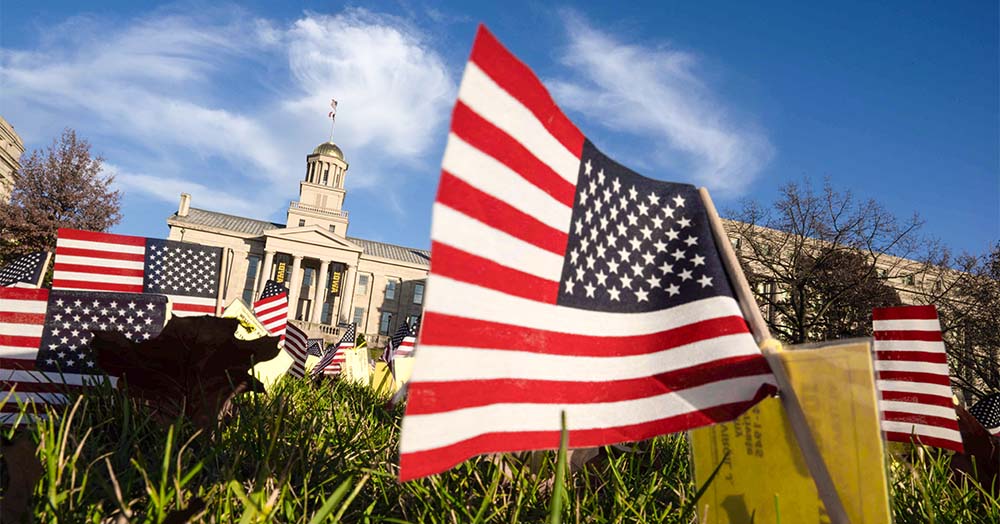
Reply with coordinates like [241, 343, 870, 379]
[1, 288, 167, 422]
[394, 319, 419, 358]
[383, 320, 409, 377]
[284, 323, 309, 378]
[398, 26, 776, 481]
[0, 251, 50, 288]
[254, 280, 289, 338]
[969, 393, 1000, 437]
[52, 228, 221, 316]
[307, 338, 325, 357]
[873, 305, 963, 452]
[313, 324, 355, 379]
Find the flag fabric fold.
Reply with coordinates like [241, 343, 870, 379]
[398, 25, 776, 481]
[52, 228, 221, 316]
[395, 319, 419, 358]
[253, 280, 289, 339]
[284, 323, 309, 378]
[872, 305, 963, 452]
[313, 324, 356, 379]
[0, 251, 50, 288]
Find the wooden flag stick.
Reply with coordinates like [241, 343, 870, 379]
[36, 251, 53, 288]
[699, 188, 851, 524]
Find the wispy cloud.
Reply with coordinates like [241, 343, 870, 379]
[548, 12, 773, 195]
[1, 7, 456, 221]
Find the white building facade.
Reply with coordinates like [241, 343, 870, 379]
[166, 140, 428, 346]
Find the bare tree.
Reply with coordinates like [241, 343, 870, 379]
[0, 129, 122, 263]
[727, 180, 924, 344]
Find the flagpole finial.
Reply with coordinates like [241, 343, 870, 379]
[328, 98, 339, 142]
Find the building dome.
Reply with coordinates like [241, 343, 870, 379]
[312, 141, 344, 160]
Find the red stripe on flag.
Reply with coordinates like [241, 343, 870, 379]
[57, 228, 147, 246]
[0, 288, 49, 301]
[54, 246, 145, 262]
[49, 279, 144, 293]
[873, 330, 943, 342]
[170, 302, 215, 313]
[0, 358, 37, 370]
[873, 305, 938, 320]
[0, 312, 46, 325]
[429, 242, 559, 303]
[880, 390, 955, 408]
[469, 25, 585, 158]
[450, 102, 577, 206]
[407, 355, 772, 414]
[399, 398, 767, 482]
[53, 263, 144, 278]
[875, 350, 948, 364]
[877, 370, 952, 386]
[0, 381, 86, 394]
[883, 432, 963, 453]
[437, 172, 569, 255]
[0, 335, 42, 348]
[420, 311, 751, 357]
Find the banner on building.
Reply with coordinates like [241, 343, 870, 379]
[689, 339, 891, 524]
[329, 262, 345, 295]
[275, 261, 288, 284]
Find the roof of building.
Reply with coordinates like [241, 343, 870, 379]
[168, 207, 430, 266]
[312, 141, 344, 160]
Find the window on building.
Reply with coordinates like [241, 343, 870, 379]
[379, 311, 393, 336]
[298, 219, 306, 227]
[730, 237, 741, 250]
[385, 279, 398, 301]
[357, 274, 370, 295]
[413, 283, 425, 305]
[241, 255, 261, 304]
[406, 314, 420, 327]
[321, 302, 333, 325]
[301, 267, 315, 297]
[901, 274, 915, 286]
[876, 268, 889, 278]
[353, 307, 365, 326]
[322, 168, 329, 184]
[329, 224, 336, 233]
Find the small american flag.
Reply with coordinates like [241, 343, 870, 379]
[284, 323, 309, 378]
[307, 338, 325, 357]
[969, 393, 1000, 437]
[383, 321, 409, 377]
[313, 324, 355, 379]
[52, 228, 221, 316]
[254, 280, 289, 338]
[398, 26, 775, 480]
[873, 305, 963, 452]
[328, 98, 338, 119]
[395, 319, 419, 358]
[1, 288, 168, 422]
[0, 251, 50, 288]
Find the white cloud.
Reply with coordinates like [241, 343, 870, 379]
[1, 7, 456, 220]
[548, 13, 773, 195]
[107, 164, 261, 218]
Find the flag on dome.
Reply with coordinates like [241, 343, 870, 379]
[395, 319, 419, 358]
[398, 25, 776, 481]
[0, 251, 51, 288]
[284, 323, 309, 378]
[969, 393, 1000, 437]
[254, 280, 289, 339]
[872, 305, 963, 452]
[1, 288, 168, 422]
[313, 324, 355, 378]
[52, 228, 221, 316]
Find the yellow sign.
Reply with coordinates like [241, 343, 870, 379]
[222, 299, 268, 341]
[690, 340, 890, 524]
[275, 261, 287, 283]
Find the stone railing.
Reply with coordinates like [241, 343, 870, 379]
[289, 201, 349, 219]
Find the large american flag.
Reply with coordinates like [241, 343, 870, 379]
[398, 26, 776, 481]
[254, 280, 289, 339]
[873, 305, 963, 452]
[0, 251, 50, 288]
[313, 324, 355, 379]
[1, 288, 168, 423]
[284, 323, 309, 378]
[395, 319, 419, 358]
[52, 228, 221, 316]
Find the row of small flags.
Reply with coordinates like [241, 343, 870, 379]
[1, 24, 999, 486]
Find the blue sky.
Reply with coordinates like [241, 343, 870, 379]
[2, 1, 996, 256]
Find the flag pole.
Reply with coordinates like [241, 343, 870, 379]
[698, 188, 851, 524]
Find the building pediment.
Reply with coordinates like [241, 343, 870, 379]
[264, 225, 363, 253]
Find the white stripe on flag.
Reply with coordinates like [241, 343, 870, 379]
[879, 400, 958, 420]
[881, 420, 962, 442]
[872, 340, 947, 352]
[872, 319, 942, 331]
[876, 380, 953, 399]
[56, 238, 146, 255]
[51, 271, 144, 286]
[53, 255, 144, 270]
[874, 360, 950, 375]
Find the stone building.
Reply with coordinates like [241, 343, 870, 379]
[166, 140, 428, 347]
[0, 116, 25, 202]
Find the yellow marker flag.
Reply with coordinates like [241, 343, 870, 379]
[690, 339, 890, 524]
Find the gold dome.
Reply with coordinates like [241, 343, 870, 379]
[312, 141, 344, 160]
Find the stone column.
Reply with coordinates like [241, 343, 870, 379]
[258, 250, 275, 289]
[338, 264, 358, 325]
[311, 259, 330, 323]
[288, 255, 304, 318]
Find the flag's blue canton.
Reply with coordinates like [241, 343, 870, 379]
[36, 290, 168, 373]
[0, 251, 46, 287]
[970, 393, 1000, 429]
[307, 338, 325, 357]
[142, 239, 221, 298]
[259, 280, 288, 300]
[557, 140, 735, 313]
[409, 319, 420, 337]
